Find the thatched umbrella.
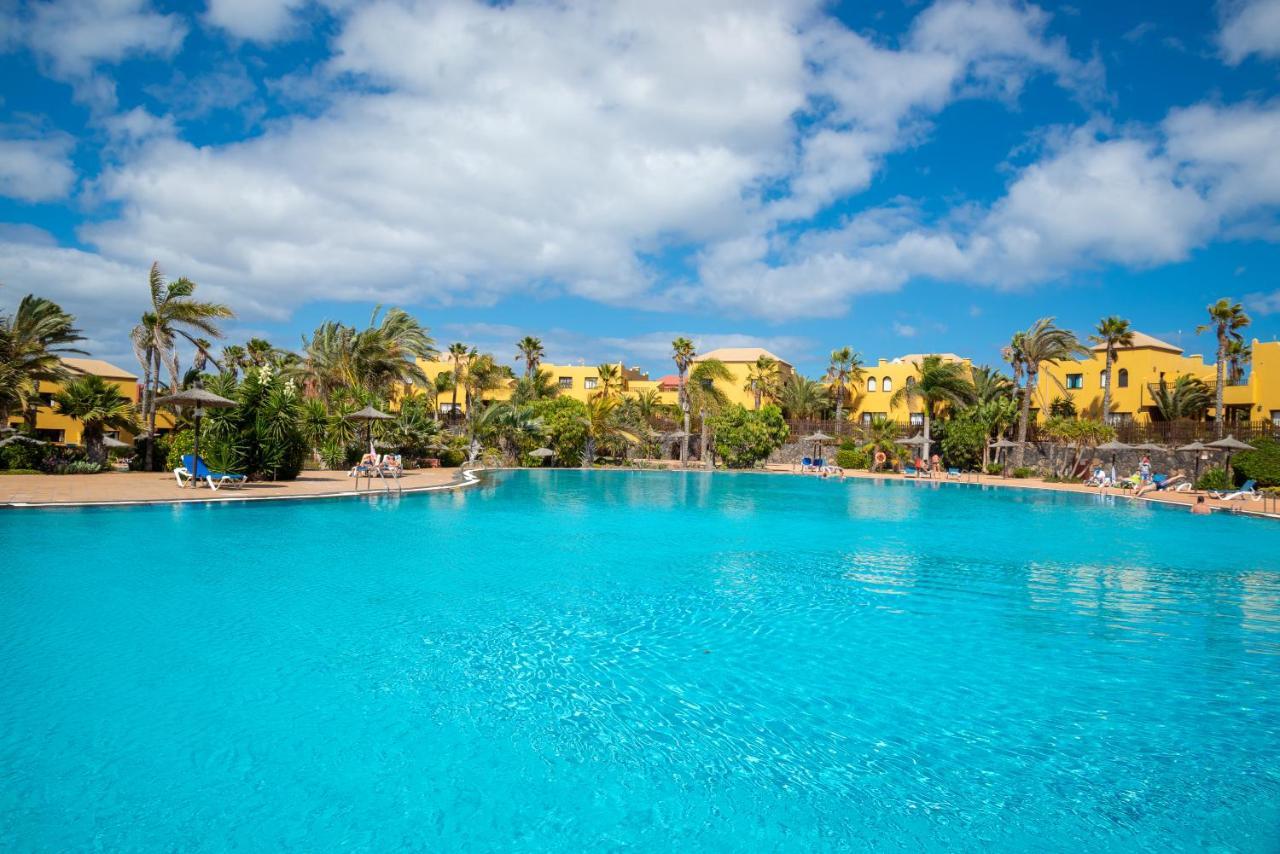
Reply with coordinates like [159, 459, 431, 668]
[155, 388, 238, 486]
[801, 431, 835, 463]
[346, 405, 394, 453]
[1097, 439, 1131, 481]
[102, 436, 130, 449]
[1208, 435, 1254, 480]
[988, 437, 1022, 472]
[530, 447, 555, 467]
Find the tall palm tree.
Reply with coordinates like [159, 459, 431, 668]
[1007, 318, 1083, 465]
[630, 387, 670, 427]
[0, 295, 85, 428]
[1225, 338, 1252, 386]
[516, 336, 545, 378]
[221, 344, 247, 377]
[245, 337, 276, 367]
[778, 374, 827, 419]
[824, 347, 863, 434]
[464, 353, 510, 419]
[743, 355, 781, 410]
[671, 337, 696, 466]
[688, 359, 733, 470]
[446, 342, 472, 419]
[889, 355, 976, 463]
[511, 368, 559, 404]
[132, 263, 233, 469]
[859, 416, 902, 469]
[1087, 316, 1133, 422]
[595, 363, 623, 400]
[53, 374, 137, 464]
[1197, 298, 1251, 437]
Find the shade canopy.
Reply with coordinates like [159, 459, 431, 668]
[897, 435, 929, 446]
[529, 448, 555, 458]
[989, 438, 1022, 449]
[1207, 435, 1254, 451]
[1131, 443, 1165, 452]
[1095, 440, 1131, 451]
[0, 434, 46, 447]
[155, 388, 238, 409]
[346, 405, 393, 422]
[801, 432, 834, 442]
[1175, 440, 1211, 452]
[102, 436, 130, 449]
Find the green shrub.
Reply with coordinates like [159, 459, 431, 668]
[709, 404, 789, 468]
[984, 463, 1004, 475]
[129, 434, 172, 472]
[437, 447, 465, 467]
[1043, 474, 1083, 484]
[1231, 438, 1280, 488]
[0, 468, 40, 475]
[939, 418, 985, 470]
[1196, 467, 1231, 491]
[57, 461, 103, 474]
[0, 439, 44, 471]
[1010, 466, 1036, 479]
[166, 430, 196, 471]
[835, 447, 870, 470]
[528, 397, 588, 466]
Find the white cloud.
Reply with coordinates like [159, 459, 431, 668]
[1246, 290, 1280, 314]
[892, 322, 918, 338]
[0, 136, 77, 202]
[1219, 0, 1280, 64]
[17, 0, 187, 107]
[204, 0, 308, 43]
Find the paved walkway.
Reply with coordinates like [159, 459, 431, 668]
[0, 467, 468, 507]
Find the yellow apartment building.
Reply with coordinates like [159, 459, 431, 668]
[1037, 333, 1280, 427]
[850, 353, 973, 427]
[413, 357, 652, 413]
[4, 357, 168, 445]
[692, 347, 795, 409]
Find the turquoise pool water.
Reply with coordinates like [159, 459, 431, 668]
[2, 470, 1278, 850]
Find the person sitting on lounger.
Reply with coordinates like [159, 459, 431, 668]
[1087, 465, 1110, 487]
[350, 452, 380, 477]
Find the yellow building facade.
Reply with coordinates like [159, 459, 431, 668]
[4, 357, 164, 445]
[1036, 333, 1280, 426]
[849, 353, 973, 427]
[692, 347, 794, 410]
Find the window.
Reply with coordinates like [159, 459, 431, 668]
[867, 377, 878, 393]
[1100, 372, 1108, 388]
[1271, 410, 1280, 427]
[1066, 373, 1083, 390]
[584, 378, 598, 390]
[1117, 368, 1129, 388]
[882, 377, 893, 393]
[909, 413, 924, 426]
[861, 412, 887, 425]
[905, 376, 915, 387]
[558, 376, 573, 389]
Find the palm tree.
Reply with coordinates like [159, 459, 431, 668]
[464, 354, 511, 420]
[52, 374, 137, 464]
[0, 295, 85, 428]
[133, 263, 233, 469]
[1007, 319, 1083, 466]
[1197, 298, 1251, 437]
[1151, 375, 1212, 421]
[245, 337, 276, 367]
[446, 342, 472, 419]
[889, 355, 976, 463]
[969, 364, 1015, 405]
[688, 359, 733, 470]
[516, 336, 545, 378]
[859, 416, 902, 470]
[595, 363, 623, 400]
[671, 337, 696, 466]
[1087, 316, 1133, 422]
[580, 396, 638, 467]
[1225, 338, 1252, 386]
[778, 374, 827, 419]
[511, 368, 559, 404]
[743, 355, 781, 410]
[221, 344, 247, 377]
[824, 347, 863, 434]
[630, 387, 670, 427]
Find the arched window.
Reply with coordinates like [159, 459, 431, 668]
[883, 377, 894, 393]
[867, 377, 878, 393]
[1117, 368, 1129, 388]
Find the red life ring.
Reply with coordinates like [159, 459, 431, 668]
[874, 451, 887, 464]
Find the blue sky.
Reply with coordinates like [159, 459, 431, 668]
[1, 0, 1279, 379]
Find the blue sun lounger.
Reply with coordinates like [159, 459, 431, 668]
[175, 454, 248, 491]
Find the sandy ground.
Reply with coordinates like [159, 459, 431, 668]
[0, 467, 468, 507]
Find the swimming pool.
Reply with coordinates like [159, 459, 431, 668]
[2, 470, 1278, 849]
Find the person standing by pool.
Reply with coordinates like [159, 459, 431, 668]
[1139, 455, 1152, 483]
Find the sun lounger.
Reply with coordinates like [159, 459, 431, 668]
[800, 456, 812, 473]
[903, 466, 918, 478]
[1211, 479, 1261, 501]
[946, 467, 961, 479]
[380, 454, 404, 478]
[174, 454, 247, 491]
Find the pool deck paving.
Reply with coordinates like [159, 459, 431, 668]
[0, 467, 471, 507]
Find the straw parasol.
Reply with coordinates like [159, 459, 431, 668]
[346, 405, 394, 450]
[155, 388, 238, 487]
[801, 431, 835, 461]
[1207, 435, 1254, 479]
[530, 447, 555, 466]
[1131, 442, 1164, 453]
[987, 436, 1021, 470]
[1175, 440, 1212, 483]
[1095, 439, 1131, 479]
[102, 436, 130, 449]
